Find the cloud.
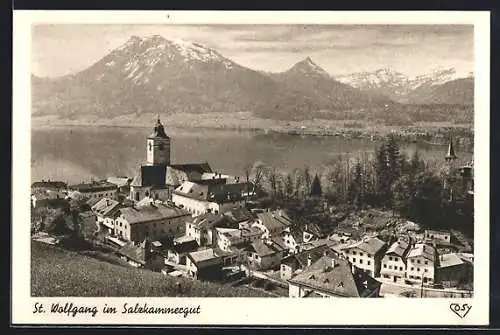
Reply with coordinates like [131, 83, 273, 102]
[32, 24, 474, 77]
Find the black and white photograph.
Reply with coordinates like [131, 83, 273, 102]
[12, 11, 490, 326]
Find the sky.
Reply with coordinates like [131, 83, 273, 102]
[31, 24, 474, 78]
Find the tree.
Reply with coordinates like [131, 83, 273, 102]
[283, 172, 294, 201]
[310, 174, 323, 197]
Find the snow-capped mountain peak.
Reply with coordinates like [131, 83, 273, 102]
[99, 34, 235, 85]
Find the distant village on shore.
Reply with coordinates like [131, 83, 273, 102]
[31, 118, 474, 298]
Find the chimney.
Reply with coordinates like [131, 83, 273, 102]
[307, 254, 312, 267]
[106, 199, 110, 206]
[331, 258, 336, 268]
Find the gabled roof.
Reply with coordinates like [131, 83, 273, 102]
[342, 237, 386, 255]
[166, 163, 212, 186]
[255, 212, 292, 231]
[247, 240, 283, 257]
[106, 176, 132, 188]
[224, 207, 254, 223]
[385, 240, 410, 258]
[289, 256, 361, 297]
[187, 248, 221, 267]
[119, 203, 189, 224]
[407, 243, 436, 262]
[118, 242, 146, 265]
[282, 244, 333, 268]
[438, 253, 465, 268]
[174, 181, 254, 204]
[91, 198, 120, 217]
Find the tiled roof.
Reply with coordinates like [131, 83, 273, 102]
[188, 248, 221, 267]
[386, 240, 410, 257]
[91, 198, 120, 217]
[282, 245, 333, 268]
[256, 212, 292, 231]
[191, 213, 236, 230]
[248, 240, 283, 257]
[166, 163, 212, 186]
[407, 243, 436, 262]
[289, 256, 361, 297]
[174, 181, 253, 204]
[224, 207, 254, 223]
[119, 203, 189, 225]
[438, 253, 465, 268]
[106, 176, 132, 188]
[118, 242, 145, 265]
[69, 181, 118, 193]
[31, 181, 67, 189]
[343, 237, 386, 255]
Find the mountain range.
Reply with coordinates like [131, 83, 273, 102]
[32, 35, 474, 124]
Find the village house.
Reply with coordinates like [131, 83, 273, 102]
[113, 202, 191, 243]
[424, 229, 452, 244]
[91, 198, 121, 235]
[280, 244, 335, 280]
[68, 180, 119, 201]
[245, 240, 286, 270]
[341, 237, 387, 277]
[215, 226, 263, 252]
[281, 228, 303, 254]
[166, 237, 199, 265]
[380, 240, 411, 283]
[251, 210, 292, 240]
[435, 253, 473, 288]
[172, 180, 254, 216]
[288, 255, 381, 298]
[186, 248, 223, 281]
[106, 176, 132, 195]
[406, 243, 437, 285]
[185, 213, 238, 247]
[31, 180, 68, 193]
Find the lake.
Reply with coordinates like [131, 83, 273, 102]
[31, 126, 473, 184]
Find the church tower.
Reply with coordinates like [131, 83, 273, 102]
[146, 117, 171, 166]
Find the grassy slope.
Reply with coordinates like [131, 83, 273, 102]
[31, 241, 271, 297]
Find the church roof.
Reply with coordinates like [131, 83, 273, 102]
[166, 163, 213, 186]
[173, 181, 254, 204]
[148, 118, 169, 139]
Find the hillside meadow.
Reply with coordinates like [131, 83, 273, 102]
[31, 241, 272, 297]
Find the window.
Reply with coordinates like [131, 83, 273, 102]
[389, 256, 393, 261]
[424, 269, 428, 272]
[424, 261, 428, 265]
[359, 259, 363, 264]
[399, 267, 403, 271]
[352, 251, 356, 255]
[360, 253, 364, 257]
[388, 265, 392, 269]
[352, 258, 356, 263]
[417, 260, 421, 264]
[417, 268, 420, 272]
[367, 261, 371, 265]
[411, 267, 414, 271]
[383, 264, 387, 268]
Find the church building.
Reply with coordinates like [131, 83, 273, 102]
[129, 118, 213, 202]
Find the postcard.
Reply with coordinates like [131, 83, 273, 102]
[12, 10, 490, 326]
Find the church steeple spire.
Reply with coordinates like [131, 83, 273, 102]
[445, 137, 457, 162]
[150, 116, 168, 139]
